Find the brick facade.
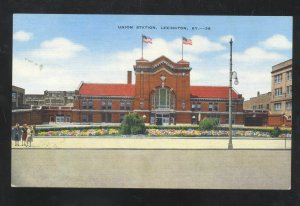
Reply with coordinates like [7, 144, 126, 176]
[72, 56, 244, 125]
[243, 91, 271, 111]
[12, 56, 245, 126]
[268, 114, 292, 127]
[12, 109, 43, 125]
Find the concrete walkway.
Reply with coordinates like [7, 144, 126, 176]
[11, 136, 292, 149]
[11, 149, 291, 189]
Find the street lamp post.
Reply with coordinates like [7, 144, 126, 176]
[228, 39, 238, 150]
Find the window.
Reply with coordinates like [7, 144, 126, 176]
[209, 103, 213, 112]
[213, 103, 218, 112]
[82, 114, 87, 122]
[107, 99, 112, 110]
[102, 99, 106, 110]
[274, 88, 282, 97]
[227, 102, 237, 112]
[107, 113, 112, 122]
[182, 101, 186, 110]
[274, 103, 281, 111]
[56, 116, 65, 123]
[65, 116, 71, 122]
[152, 88, 175, 109]
[287, 71, 292, 80]
[88, 113, 93, 122]
[253, 105, 256, 110]
[120, 99, 125, 110]
[274, 74, 282, 83]
[287, 85, 292, 95]
[120, 114, 125, 123]
[101, 113, 106, 122]
[266, 104, 269, 109]
[286, 101, 292, 110]
[191, 102, 196, 111]
[171, 95, 175, 109]
[126, 101, 131, 110]
[140, 101, 144, 109]
[88, 99, 93, 109]
[197, 103, 201, 111]
[101, 113, 112, 122]
[82, 99, 87, 109]
[12, 92, 17, 102]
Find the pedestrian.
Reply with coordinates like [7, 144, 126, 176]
[21, 124, 27, 146]
[13, 123, 21, 146]
[26, 125, 33, 147]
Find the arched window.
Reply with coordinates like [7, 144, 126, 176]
[151, 88, 175, 109]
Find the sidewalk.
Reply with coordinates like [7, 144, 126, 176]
[11, 136, 292, 149]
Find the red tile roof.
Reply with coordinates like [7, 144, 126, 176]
[79, 83, 241, 99]
[190, 86, 240, 99]
[79, 83, 135, 97]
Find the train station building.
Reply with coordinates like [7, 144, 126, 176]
[72, 56, 244, 125]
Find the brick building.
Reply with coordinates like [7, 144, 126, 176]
[268, 59, 292, 126]
[72, 56, 244, 125]
[25, 90, 75, 107]
[12, 85, 25, 109]
[270, 59, 292, 118]
[243, 91, 271, 111]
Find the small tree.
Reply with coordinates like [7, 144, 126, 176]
[270, 126, 281, 137]
[199, 118, 219, 130]
[120, 113, 146, 135]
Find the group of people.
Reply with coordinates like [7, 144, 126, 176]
[12, 123, 35, 147]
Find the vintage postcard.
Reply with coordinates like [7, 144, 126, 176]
[11, 14, 292, 189]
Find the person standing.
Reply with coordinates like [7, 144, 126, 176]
[21, 124, 27, 146]
[26, 125, 33, 147]
[14, 123, 21, 146]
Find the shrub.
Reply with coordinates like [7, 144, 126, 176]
[199, 118, 219, 130]
[120, 113, 146, 135]
[270, 127, 282, 137]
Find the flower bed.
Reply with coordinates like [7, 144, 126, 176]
[37, 128, 119, 136]
[146, 129, 274, 137]
[36, 128, 291, 138]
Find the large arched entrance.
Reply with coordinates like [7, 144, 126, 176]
[150, 87, 176, 125]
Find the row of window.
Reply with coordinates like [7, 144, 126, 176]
[191, 102, 237, 112]
[82, 99, 131, 110]
[81, 113, 126, 123]
[274, 86, 292, 97]
[274, 101, 292, 111]
[274, 70, 292, 84]
[253, 104, 269, 110]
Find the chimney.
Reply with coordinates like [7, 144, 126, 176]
[127, 71, 132, 84]
[257, 91, 260, 96]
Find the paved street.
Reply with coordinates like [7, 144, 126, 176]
[11, 136, 292, 149]
[11, 138, 291, 189]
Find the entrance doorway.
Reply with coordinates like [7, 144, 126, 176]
[152, 113, 175, 125]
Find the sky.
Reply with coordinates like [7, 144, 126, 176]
[13, 14, 292, 100]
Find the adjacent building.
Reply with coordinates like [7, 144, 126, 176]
[25, 94, 45, 106]
[72, 56, 244, 125]
[12, 85, 25, 109]
[243, 91, 271, 111]
[243, 91, 271, 126]
[25, 90, 75, 107]
[270, 59, 292, 119]
[268, 59, 292, 127]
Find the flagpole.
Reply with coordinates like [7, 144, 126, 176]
[142, 34, 144, 59]
[182, 38, 183, 60]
